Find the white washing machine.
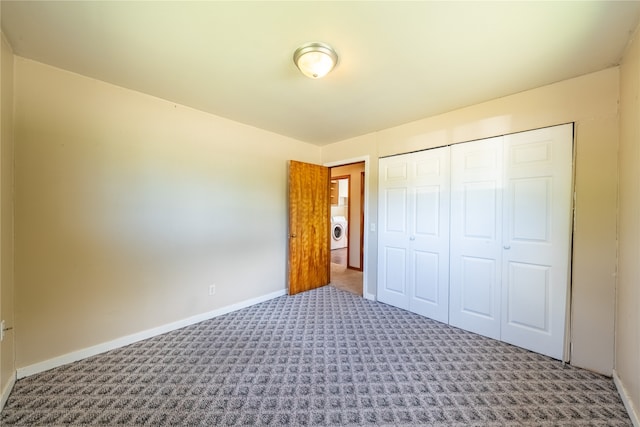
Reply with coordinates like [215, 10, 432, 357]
[331, 216, 348, 250]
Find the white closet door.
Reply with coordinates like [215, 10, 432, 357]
[378, 153, 412, 310]
[449, 137, 503, 339]
[409, 149, 450, 322]
[378, 148, 450, 323]
[501, 124, 573, 360]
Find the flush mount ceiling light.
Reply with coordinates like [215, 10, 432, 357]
[293, 42, 338, 79]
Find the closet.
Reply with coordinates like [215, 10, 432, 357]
[377, 124, 573, 360]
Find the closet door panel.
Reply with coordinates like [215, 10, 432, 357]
[511, 178, 551, 241]
[460, 256, 497, 318]
[463, 181, 498, 239]
[382, 246, 408, 304]
[378, 155, 412, 309]
[501, 124, 573, 360]
[413, 250, 439, 303]
[408, 149, 450, 322]
[506, 262, 550, 331]
[385, 187, 408, 233]
[449, 137, 503, 339]
[415, 185, 440, 235]
[411, 186, 440, 308]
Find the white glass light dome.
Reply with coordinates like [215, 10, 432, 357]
[293, 42, 338, 79]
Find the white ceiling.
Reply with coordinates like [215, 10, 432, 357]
[2, 1, 640, 146]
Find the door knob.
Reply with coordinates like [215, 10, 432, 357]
[290, 234, 297, 238]
[504, 245, 511, 250]
[410, 236, 416, 241]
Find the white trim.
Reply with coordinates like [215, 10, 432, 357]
[614, 369, 640, 427]
[0, 371, 16, 412]
[17, 289, 286, 379]
[364, 291, 376, 301]
[324, 155, 371, 299]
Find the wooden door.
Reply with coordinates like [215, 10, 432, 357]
[500, 124, 573, 359]
[288, 160, 331, 295]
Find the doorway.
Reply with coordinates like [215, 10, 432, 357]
[329, 162, 365, 296]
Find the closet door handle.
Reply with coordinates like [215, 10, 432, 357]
[409, 236, 416, 241]
[503, 245, 511, 250]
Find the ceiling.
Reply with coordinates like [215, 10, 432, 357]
[2, 1, 640, 146]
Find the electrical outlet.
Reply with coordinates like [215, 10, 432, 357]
[208, 285, 216, 296]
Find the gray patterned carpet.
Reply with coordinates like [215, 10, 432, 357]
[1, 286, 632, 426]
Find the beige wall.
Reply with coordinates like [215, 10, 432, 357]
[331, 163, 365, 269]
[0, 32, 16, 408]
[13, 58, 320, 368]
[323, 68, 620, 375]
[616, 24, 640, 421]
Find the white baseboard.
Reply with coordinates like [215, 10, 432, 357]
[613, 369, 640, 427]
[0, 371, 16, 412]
[17, 289, 286, 379]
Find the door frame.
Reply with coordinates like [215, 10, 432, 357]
[324, 156, 372, 300]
